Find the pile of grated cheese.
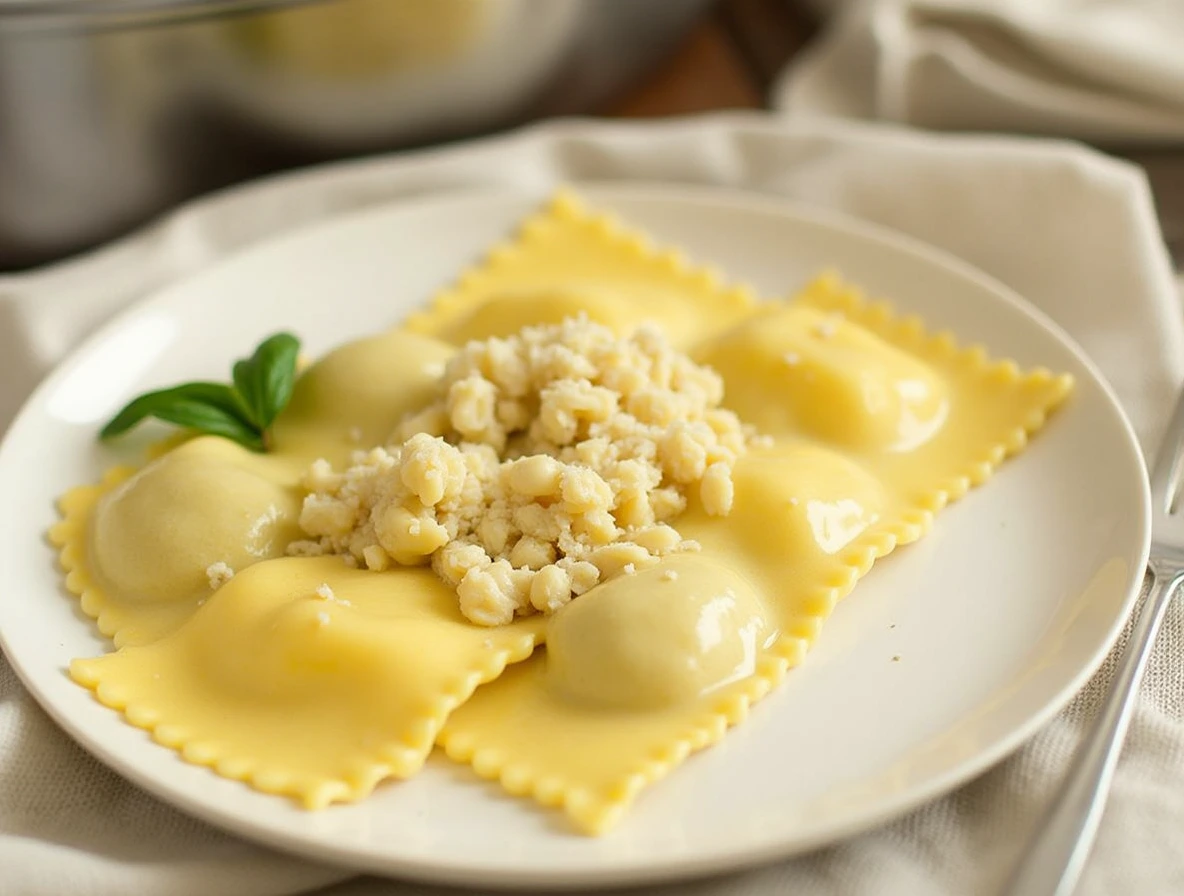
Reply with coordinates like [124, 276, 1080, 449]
[288, 315, 767, 625]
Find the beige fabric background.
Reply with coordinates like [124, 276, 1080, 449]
[1, 114, 1181, 895]
[775, 0, 1184, 142]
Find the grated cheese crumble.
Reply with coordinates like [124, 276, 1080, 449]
[205, 561, 235, 590]
[288, 315, 765, 625]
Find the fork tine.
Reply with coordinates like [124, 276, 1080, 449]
[1150, 384, 1184, 513]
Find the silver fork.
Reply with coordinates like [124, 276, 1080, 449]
[1004, 388, 1184, 896]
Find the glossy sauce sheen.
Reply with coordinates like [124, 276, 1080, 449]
[53, 192, 1072, 834]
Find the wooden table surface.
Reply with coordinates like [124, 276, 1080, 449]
[603, 0, 818, 120]
[602, 0, 1184, 266]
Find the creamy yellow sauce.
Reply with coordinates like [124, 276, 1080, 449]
[52, 190, 1072, 834]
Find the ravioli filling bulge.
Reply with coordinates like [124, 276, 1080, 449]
[545, 555, 772, 711]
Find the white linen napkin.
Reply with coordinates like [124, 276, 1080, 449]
[1, 113, 1182, 896]
[775, 0, 1184, 142]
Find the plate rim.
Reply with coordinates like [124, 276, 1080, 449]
[0, 180, 1152, 890]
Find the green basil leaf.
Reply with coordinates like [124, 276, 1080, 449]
[98, 332, 300, 452]
[101, 387, 263, 451]
[231, 332, 300, 429]
[147, 399, 265, 452]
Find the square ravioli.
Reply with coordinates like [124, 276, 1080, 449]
[71, 556, 544, 808]
[402, 190, 758, 348]
[436, 267, 1070, 834]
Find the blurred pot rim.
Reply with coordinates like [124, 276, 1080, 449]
[0, 0, 327, 32]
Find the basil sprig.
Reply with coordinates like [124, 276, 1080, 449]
[100, 332, 301, 452]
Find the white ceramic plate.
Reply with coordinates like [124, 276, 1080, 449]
[0, 184, 1150, 890]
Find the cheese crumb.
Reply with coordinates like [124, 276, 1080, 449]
[206, 561, 234, 590]
[314, 582, 336, 601]
[699, 461, 734, 516]
[660, 569, 679, 582]
[290, 316, 765, 625]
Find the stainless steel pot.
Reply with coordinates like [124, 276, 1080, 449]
[0, 0, 711, 269]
